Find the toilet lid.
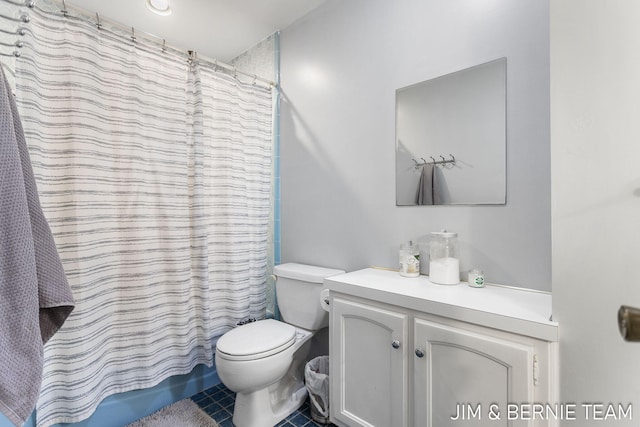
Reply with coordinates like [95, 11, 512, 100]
[216, 319, 296, 361]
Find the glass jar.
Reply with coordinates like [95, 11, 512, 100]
[429, 230, 460, 285]
[468, 269, 485, 288]
[399, 241, 420, 277]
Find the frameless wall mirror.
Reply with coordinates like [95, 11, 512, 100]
[395, 58, 507, 206]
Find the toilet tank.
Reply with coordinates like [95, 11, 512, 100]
[274, 263, 345, 330]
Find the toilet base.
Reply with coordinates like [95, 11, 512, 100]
[232, 381, 308, 427]
[218, 325, 317, 427]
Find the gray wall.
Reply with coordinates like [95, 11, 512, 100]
[280, 0, 550, 290]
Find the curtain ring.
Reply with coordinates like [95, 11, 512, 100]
[449, 154, 456, 163]
[61, 0, 68, 17]
[187, 50, 197, 67]
[252, 74, 257, 85]
[27, 1, 35, 8]
[429, 156, 436, 164]
[95, 13, 102, 30]
[162, 39, 166, 53]
[440, 155, 446, 162]
[130, 27, 136, 43]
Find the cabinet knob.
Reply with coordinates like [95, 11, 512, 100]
[415, 348, 425, 358]
[391, 340, 401, 349]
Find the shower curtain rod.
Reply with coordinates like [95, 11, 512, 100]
[1, 0, 33, 6]
[1, 0, 276, 87]
[0, 0, 30, 65]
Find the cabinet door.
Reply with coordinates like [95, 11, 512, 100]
[414, 318, 534, 427]
[330, 297, 409, 427]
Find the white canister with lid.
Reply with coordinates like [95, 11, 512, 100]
[429, 230, 460, 285]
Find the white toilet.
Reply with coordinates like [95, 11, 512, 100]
[215, 263, 345, 427]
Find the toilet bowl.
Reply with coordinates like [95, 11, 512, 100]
[214, 263, 345, 427]
[215, 320, 313, 427]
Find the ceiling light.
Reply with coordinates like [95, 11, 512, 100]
[145, 0, 172, 16]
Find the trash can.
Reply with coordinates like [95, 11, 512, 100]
[305, 355, 330, 424]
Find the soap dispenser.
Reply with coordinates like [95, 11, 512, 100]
[399, 241, 420, 277]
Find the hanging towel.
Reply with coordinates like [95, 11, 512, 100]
[433, 165, 443, 205]
[416, 164, 434, 205]
[0, 66, 75, 426]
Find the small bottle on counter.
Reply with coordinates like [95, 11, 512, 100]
[399, 241, 420, 277]
[468, 269, 485, 288]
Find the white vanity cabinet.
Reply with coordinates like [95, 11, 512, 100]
[413, 317, 549, 427]
[331, 296, 410, 427]
[327, 268, 558, 427]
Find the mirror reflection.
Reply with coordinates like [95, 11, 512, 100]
[395, 58, 507, 205]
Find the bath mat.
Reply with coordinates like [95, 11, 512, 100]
[125, 399, 219, 427]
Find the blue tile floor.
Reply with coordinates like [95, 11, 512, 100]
[191, 383, 336, 427]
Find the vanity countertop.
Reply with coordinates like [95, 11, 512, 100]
[325, 268, 557, 342]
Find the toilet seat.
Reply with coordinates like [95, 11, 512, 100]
[216, 319, 296, 361]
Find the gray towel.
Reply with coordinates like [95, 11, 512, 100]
[416, 164, 434, 205]
[0, 66, 74, 426]
[416, 164, 443, 205]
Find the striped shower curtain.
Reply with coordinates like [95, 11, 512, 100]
[15, 2, 272, 426]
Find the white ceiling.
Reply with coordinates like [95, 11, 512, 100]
[67, 0, 325, 62]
